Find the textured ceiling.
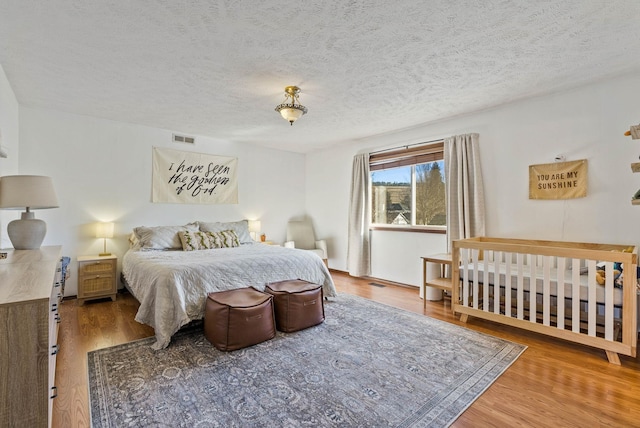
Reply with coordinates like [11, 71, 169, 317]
[1, 1, 640, 153]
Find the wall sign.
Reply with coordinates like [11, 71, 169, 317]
[529, 159, 587, 200]
[152, 147, 238, 204]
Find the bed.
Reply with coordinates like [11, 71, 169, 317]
[451, 237, 638, 364]
[122, 222, 337, 349]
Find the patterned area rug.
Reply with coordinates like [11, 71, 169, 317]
[88, 294, 525, 427]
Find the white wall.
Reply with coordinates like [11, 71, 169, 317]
[306, 72, 640, 291]
[18, 107, 307, 296]
[11, 72, 640, 296]
[0, 64, 20, 248]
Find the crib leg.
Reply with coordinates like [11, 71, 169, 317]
[605, 350, 621, 365]
[460, 313, 469, 323]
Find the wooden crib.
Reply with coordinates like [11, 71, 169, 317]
[451, 237, 638, 364]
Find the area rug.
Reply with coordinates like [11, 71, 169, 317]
[88, 294, 526, 427]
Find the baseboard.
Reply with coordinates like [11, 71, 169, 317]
[328, 268, 417, 290]
[364, 276, 417, 289]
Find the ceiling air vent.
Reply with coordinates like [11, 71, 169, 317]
[172, 134, 195, 144]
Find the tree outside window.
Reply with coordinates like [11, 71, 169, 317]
[415, 161, 445, 226]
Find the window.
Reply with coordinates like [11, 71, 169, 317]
[370, 142, 445, 229]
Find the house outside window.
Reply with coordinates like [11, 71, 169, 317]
[370, 142, 445, 230]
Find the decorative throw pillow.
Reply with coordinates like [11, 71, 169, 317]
[133, 224, 199, 250]
[197, 220, 253, 244]
[178, 230, 240, 251]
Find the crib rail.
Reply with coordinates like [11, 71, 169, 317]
[452, 237, 638, 364]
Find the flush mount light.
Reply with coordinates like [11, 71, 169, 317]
[275, 86, 308, 126]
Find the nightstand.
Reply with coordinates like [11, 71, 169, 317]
[421, 253, 452, 310]
[77, 255, 117, 305]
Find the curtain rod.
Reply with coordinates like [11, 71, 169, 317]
[369, 138, 444, 155]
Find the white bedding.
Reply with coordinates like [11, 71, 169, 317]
[123, 243, 337, 349]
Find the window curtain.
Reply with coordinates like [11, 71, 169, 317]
[347, 153, 371, 277]
[444, 133, 485, 251]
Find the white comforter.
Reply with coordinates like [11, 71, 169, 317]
[123, 244, 337, 349]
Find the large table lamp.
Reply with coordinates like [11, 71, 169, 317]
[0, 175, 59, 250]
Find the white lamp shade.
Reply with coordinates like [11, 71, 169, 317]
[248, 220, 261, 233]
[279, 108, 304, 123]
[0, 175, 59, 209]
[96, 222, 115, 239]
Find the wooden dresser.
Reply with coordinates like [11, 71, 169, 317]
[0, 246, 63, 428]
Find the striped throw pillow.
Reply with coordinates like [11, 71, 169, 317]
[178, 230, 240, 251]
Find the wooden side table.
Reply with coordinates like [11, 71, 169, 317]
[421, 253, 453, 310]
[77, 255, 117, 305]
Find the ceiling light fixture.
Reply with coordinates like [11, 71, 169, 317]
[275, 86, 307, 126]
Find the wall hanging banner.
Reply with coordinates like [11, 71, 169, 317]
[152, 147, 238, 204]
[529, 159, 587, 200]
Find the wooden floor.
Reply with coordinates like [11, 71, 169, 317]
[53, 271, 640, 427]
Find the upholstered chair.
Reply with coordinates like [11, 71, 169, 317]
[284, 219, 328, 267]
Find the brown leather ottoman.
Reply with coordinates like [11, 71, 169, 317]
[204, 287, 276, 351]
[265, 279, 324, 332]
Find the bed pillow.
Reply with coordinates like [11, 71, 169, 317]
[133, 224, 199, 250]
[197, 220, 253, 244]
[128, 232, 139, 248]
[178, 230, 240, 251]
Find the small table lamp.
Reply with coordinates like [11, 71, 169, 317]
[248, 220, 261, 241]
[0, 175, 59, 250]
[96, 222, 115, 256]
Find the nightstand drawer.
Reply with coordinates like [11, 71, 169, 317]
[79, 259, 116, 275]
[79, 275, 114, 295]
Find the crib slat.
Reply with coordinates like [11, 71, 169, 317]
[556, 257, 565, 330]
[493, 251, 501, 314]
[505, 252, 512, 317]
[604, 261, 614, 341]
[572, 259, 580, 333]
[517, 253, 524, 320]
[472, 249, 479, 310]
[587, 260, 597, 336]
[483, 256, 490, 312]
[543, 256, 551, 326]
[529, 254, 537, 323]
[462, 248, 470, 307]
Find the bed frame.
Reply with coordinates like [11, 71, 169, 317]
[451, 237, 638, 364]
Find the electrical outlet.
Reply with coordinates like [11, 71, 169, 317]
[0, 252, 7, 259]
